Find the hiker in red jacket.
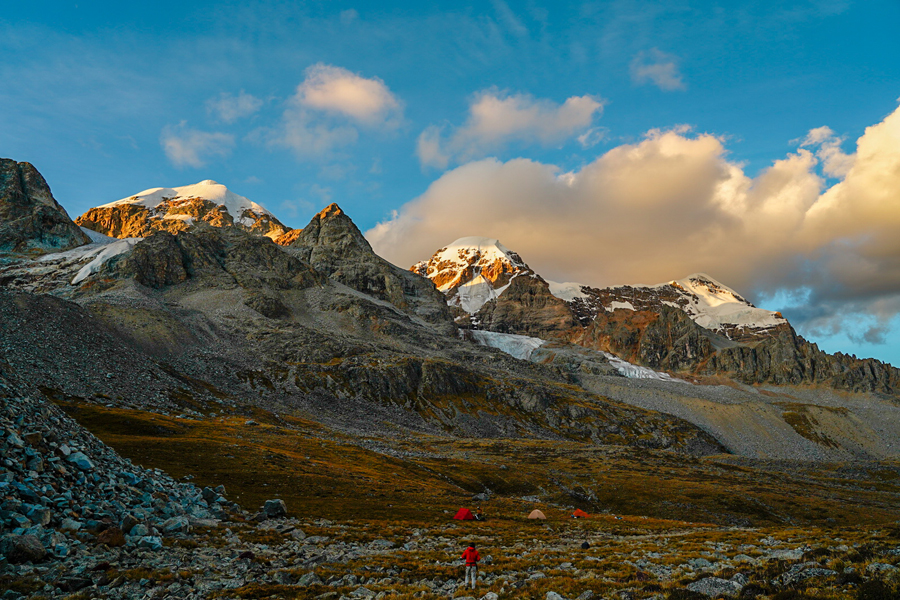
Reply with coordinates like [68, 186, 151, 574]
[461, 542, 480, 589]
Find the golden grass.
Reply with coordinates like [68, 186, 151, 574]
[54, 399, 900, 535]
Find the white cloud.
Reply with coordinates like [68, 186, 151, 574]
[368, 102, 900, 343]
[296, 63, 403, 128]
[160, 122, 234, 168]
[418, 90, 604, 168]
[799, 126, 855, 178]
[268, 64, 403, 159]
[631, 49, 686, 91]
[206, 90, 263, 123]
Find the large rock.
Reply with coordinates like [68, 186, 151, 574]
[96, 526, 126, 547]
[277, 204, 456, 335]
[0, 159, 89, 257]
[263, 499, 287, 519]
[0, 533, 47, 563]
[686, 577, 742, 597]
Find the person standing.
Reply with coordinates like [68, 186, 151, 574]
[461, 542, 481, 590]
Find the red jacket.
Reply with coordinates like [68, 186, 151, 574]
[462, 546, 480, 566]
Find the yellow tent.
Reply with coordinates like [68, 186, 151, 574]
[527, 509, 546, 520]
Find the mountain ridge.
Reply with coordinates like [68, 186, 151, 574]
[413, 236, 900, 393]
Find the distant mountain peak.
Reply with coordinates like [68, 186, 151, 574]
[76, 180, 289, 240]
[411, 236, 533, 314]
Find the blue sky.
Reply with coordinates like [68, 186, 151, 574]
[3, 1, 900, 364]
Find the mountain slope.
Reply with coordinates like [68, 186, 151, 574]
[75, 180, 289, 240]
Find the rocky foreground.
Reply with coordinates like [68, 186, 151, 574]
[5, 502, 900, 599]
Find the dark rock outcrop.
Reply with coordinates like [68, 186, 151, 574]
[475, 274, 579, 338]
[0, 159, 89, 257]
[102, 228, 324, 293]
[278, 204, 456, 335]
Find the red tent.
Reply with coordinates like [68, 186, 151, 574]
[572, 509, 590, 518]
[453, 508, 475, 520]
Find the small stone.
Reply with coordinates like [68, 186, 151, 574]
[137, 536, 163, 550]
[121, 514, 139, 533]
[22, 432, 42, 446]
[161, 516, 191, 534]
[546, 593, 568, 600]
[297, 572, 323, 586]
[65, 452, 94, 471]
[273, 571, 294, 585]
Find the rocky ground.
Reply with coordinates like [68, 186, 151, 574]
[6, 503, 900, 599]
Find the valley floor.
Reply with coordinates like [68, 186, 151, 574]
[5, 400, 900, 600]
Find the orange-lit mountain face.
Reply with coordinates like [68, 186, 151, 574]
[75, 180, 290, 240]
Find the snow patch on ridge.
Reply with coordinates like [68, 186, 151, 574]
[601, 352, 686, 382]
[468, 330, 545, 360]
[660, 273, 785, 330]
[433, 237, 525, 271]
[547, 281, 588, 301]
[40, 228, 142, 285]
[609, 301, 635, 311]
[72, 239, 142, 284]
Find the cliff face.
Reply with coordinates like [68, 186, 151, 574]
[278, 203, 457, 335]
[0, 159, 90, 256]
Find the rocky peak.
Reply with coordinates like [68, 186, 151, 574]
[74, 180, 290, 241]
[275, 203, 373, 261]
[278, 204, 456, 335]
[412, 237, 534, 315]
[0, 159, 90, 257]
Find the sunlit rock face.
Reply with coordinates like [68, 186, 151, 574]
[75, 180, 290, 240]
[0, 159, 90, 257]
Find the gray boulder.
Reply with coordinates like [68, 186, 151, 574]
[263, 499, 287, 519]
[687, 577, 742, 597]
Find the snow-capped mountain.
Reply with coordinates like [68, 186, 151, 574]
[75, 180, 290, 240]
[411, 236, 534, 314]
[563, 273, 787, 342]
[413, 237, 786, 341]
